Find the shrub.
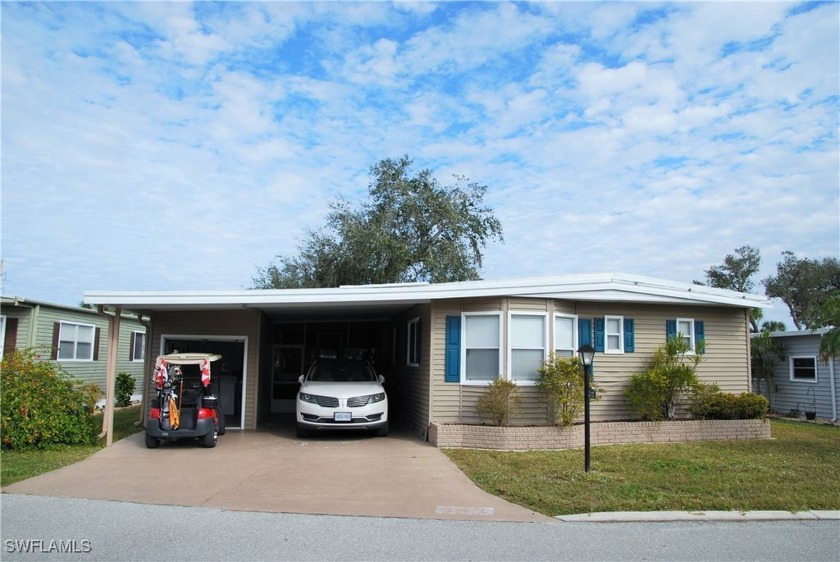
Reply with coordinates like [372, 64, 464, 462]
[536, 353, 592, 426]
[1, 348, 99, 449]
[476, 379, 522, 426]
[624, 336, 701, 421]
[115, 372, 136, 407]
[691, 384, 769, 420]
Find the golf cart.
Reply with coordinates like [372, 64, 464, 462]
[145, 353, 225, 449]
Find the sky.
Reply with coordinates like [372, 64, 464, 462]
[2, 1, 838, 328]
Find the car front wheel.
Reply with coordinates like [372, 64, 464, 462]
[375, 422, 389, 437]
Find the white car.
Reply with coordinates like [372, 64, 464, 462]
[296, 359, 389, 438]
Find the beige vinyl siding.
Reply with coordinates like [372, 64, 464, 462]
[150, 310, 261, 430]
[389, 304, 431, 438]
[430, 297, 751, 425]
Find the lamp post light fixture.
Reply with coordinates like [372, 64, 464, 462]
[578, 344, 596, 473]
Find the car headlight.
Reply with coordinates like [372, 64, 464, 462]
[369, 392, 385, 404]
[299, 392, 320, 404]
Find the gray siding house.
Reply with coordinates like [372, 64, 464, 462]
[84, 273, 770, 439]
[1, 296, 147, 401]
[753, 329, 839, 422]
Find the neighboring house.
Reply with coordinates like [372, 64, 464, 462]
[1, 296, 147, 401]
[752, 329, 839, 422]
[84, 273, 769, 438]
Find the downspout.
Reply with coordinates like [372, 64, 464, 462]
[96, 306, 121, 447]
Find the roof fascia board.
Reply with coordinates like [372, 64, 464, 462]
[83, 273, 770, 310]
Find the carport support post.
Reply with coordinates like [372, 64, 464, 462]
[98, 306, 121, 447]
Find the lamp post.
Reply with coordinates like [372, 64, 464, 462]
[578, 344, 595, 473]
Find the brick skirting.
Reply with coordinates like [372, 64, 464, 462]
[428, 419, 771, 450]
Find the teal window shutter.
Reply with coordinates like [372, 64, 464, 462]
[694, 320, 705, 354]
[444, 315, 461, 383]
[666, 319, 677, 341]
[624, 318, 635, 352]
[593, 317, 605, 352]
[578, 318, 592, 347]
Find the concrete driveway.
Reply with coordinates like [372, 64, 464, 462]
[2, 425, 550, 523]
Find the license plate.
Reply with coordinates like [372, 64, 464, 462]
[334, 412, 352, 422]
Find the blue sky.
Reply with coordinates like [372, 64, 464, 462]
[2, 1, 838, 327]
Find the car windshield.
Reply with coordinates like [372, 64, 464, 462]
[307, 361, 377, 382]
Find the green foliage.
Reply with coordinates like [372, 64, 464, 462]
[476, 379, 522, 427]
[253, 155, 503, 288]
[814, 291, 840, 363]
[690, 384, 768, 420]
[763, 251, 840, 330]
[1, 348, 100, 450]
[695, 246, 762, 331]
[115, 372, 136, 407]
[750, 328, 787, 410]
[536, 353, 592, 426]
[624, 337, 701, 421]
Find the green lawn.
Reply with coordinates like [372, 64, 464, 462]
[1, 406, 143, 487]
[444, 419, 840, 516]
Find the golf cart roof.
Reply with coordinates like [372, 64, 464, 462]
[158, 353, 222, 365]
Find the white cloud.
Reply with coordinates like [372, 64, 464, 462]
[1, 1, 836, 332]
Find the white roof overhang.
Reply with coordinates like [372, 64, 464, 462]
[83, 273, 771, 319]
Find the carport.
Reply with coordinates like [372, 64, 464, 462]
[84, 284, 435, 443]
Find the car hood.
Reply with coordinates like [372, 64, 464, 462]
[300, 381, 385, 398]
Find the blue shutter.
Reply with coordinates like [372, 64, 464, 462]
[578, 318, 592, 347]
[444, 315, 461, 383]
[666, 319, 677, 341]
[593, 317, 605, 352]
[624, 318, 635, 352]
[694, 320, 705, 354]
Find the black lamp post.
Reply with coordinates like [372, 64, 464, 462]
[578, 343, 595, 473]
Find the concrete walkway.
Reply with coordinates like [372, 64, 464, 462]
[2, 427, 551, 523]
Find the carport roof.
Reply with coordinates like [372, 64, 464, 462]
[84, 273, 771, 318]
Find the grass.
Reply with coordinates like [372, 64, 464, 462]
[444, 419, 840, 516]
[1, 406, 143, 487]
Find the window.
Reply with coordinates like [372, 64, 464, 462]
[509, 313, 547, 383]
[131, 331, 146, 362]
[553, 314, 577, 357]
[790, 356, 817, 382]
[57, 322, 95, 361]
[677, 318, 696, 352]
[462, 313, 501, 383]
[407, 318, 420, 367]
[605, 316, 623, 354]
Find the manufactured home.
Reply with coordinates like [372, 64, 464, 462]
[84, 274, 770, 439]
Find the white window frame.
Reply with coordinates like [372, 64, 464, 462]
[461, 311, 502, 385]
[508, 312, 548, 385]
[676, 318, 696, 354]
[605, 315, 624, 354]
[789, 356, 818, 383]
[553, 313, 578, 358]
[131, 331, 146, 362]
[57, 321, 96, 362]
[406, 317, 420, 367]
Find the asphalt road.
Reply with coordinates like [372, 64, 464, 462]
[2, 495, 838, 561]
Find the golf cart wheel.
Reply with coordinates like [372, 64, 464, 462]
[144, 432, 161, 449]
[375, 421, 389, 438]
[202, 426, 218, 448]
